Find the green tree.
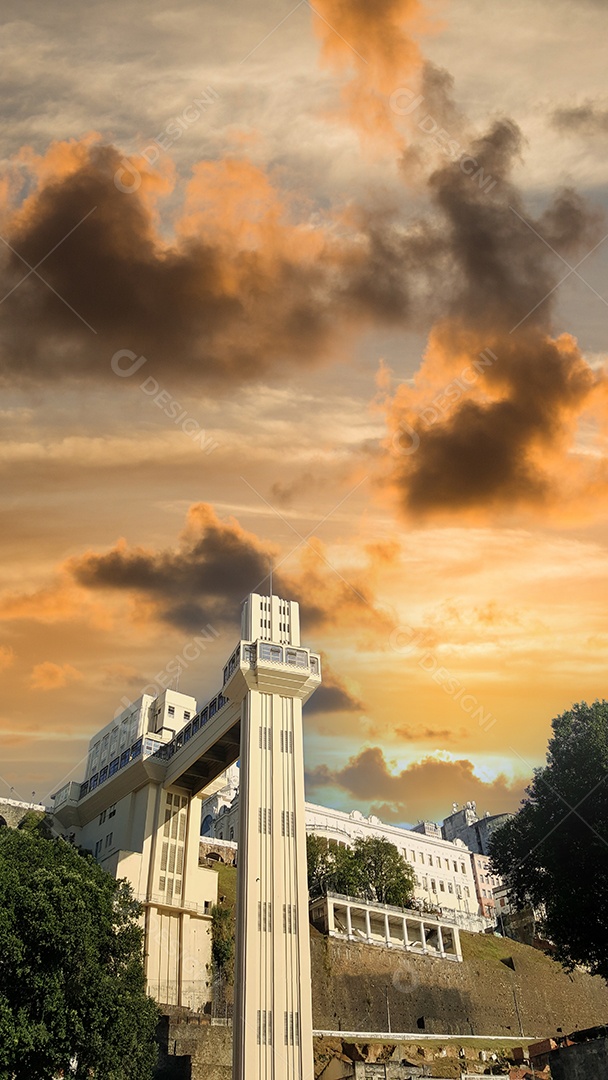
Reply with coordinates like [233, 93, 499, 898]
[0, 828, 159, 1080]
[17, 809, 54, 840]
[307, 833, 415, 908]
[306, 833, 332, 898]
[352, 837, 416, 907]
[490, 700, 608, 980]
[210, 903, 235, 985]
[332, 843, 367, 898]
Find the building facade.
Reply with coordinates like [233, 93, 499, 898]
[202, 781, 495, 932]
[471, 852, 501, 918]
[53, 591, 322, 1080]
[53, 687, 220, 1010]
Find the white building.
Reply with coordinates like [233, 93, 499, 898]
[203, 780, 493, 933]
[53, 687, 221, 1010]
[53, 592, 322, 1080]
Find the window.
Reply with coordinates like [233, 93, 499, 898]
[428, 854, 433, 866]
[447, 882, 453, 893]
[410, 850, 416, 862]
[456, 885, 462, 898]
[430, 879, 437, 892]
[99, 810, 107, 825]
[461, 863, 466, 874]
[453, 861, 458, 872]
[105, 832, 113, 848]
[229, 827, 234, 840]
[95, 839, 103, 857]
[184, 711, 190, 721]
[285, 648, 307, 668]
[436, 857, 441, 868]
[464, 886, 470, 898]
[439, 881, 445, 892]
[168, 706, 175, 716]
[108, 804, 116, 819]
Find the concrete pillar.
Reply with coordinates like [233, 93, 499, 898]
[402, 917, 409, 949]
[384, 913, 391, 946]
[346, 905, 353, 939]
[420, 921, 427, 954]
[453, 926, 462, 961]
[365, 908, 371, 942]
[327, 898, 335, 933]
[437, 924, 445, 957]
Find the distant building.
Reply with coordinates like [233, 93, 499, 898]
[52, 687, 219, 1010]
[410, 820, 442, 838]
[441, 801, 511, 855]
[202, 778, 494, 933]
[471, 852, 502, 917]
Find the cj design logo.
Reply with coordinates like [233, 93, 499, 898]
[392, 965, 420, 994]
[113, 159, 142, 194]
[392, 421, 421, 456]
[110, 349, 148, 378]
[389, 88, 426, 116]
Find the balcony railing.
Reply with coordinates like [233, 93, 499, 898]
[223, 640, 321, 685]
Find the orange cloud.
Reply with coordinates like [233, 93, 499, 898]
[310, 0, 426, 149]
[0, 645, 16, 671]
[0, 577, 110, 627]
[30, 661, 83, 691]
[307, 745, 527, 822]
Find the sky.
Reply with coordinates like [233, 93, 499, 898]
[1, 0, 607, 825]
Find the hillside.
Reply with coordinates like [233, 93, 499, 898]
[210, 864, 608, 1039]
[310, 926, 608, 1038]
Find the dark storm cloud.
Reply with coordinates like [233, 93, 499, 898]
[386, 119, 604, 517]
[67, 501, 385, 637]
[69, 503, 274, 630]
[304, 668, 363, 714]
[552, 102, 608, 137]
[0, 142, 420, 389]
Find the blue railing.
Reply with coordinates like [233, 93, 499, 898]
[79, 735, 146, 800]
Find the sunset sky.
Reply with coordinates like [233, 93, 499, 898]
[1, 0, 607, 824]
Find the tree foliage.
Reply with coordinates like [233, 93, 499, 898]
[210, 904, 235, 985]
[307, 833, 415, 908]
[0, 828, 159, 1080]
[490, 700, 608, 980]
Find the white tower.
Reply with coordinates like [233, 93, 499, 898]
[228, 593, 321, 1080]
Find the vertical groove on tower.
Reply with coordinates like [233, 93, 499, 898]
[232, 594, 320, 1080]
